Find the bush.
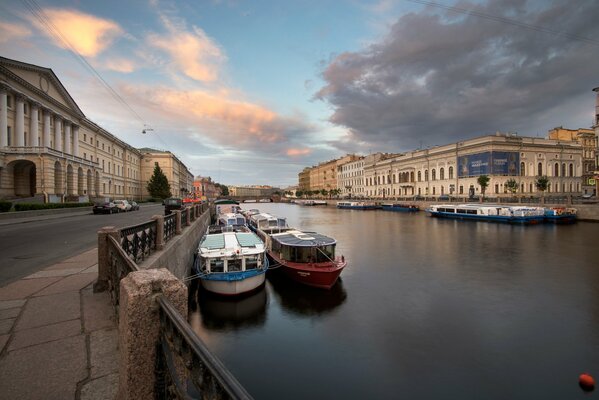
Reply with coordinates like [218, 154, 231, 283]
[0, 201, 12, 212]
[14, 202, 93, 211]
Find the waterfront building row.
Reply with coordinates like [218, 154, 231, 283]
[0, 56, 193, 202]
[228, 185, 281, 197]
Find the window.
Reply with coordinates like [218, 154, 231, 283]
[418, 171, 421, 182]
[459, 185, 463, 194]
[569, 163, 573, 177]
[561, 163, 566, 177]
[440, 168, 444, 180]
[554, 163, 559, 177]
[84, 152, 87, 159]
[7, 95, 12, 108]
[432, 169, 436, 180]
[538, 163, 543, 176]
[425, 170, 429, 181]
[83, 134, 86, 141]
[7, 126, 11, 145]
[520, 162, 525, 176]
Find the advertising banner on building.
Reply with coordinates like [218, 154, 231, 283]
[458, 151, 519, 177]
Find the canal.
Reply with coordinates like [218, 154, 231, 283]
[189, 203, 599, 399]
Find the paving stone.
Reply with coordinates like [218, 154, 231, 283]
[15, 291, 80, 331]
[0, 299, 26, 310]
[34, 273, 98, 297]
[80, 372, 119, 400]
[61, 249, 98, 267]
[8, 319, 81, 351]
[0, 277, 61, 300]
[81, 264, 99, 274]
[0, 334, 87, 400]
[90, 328, 118, 378]
[82, 287, 116, 332]
[0, 334, 8, 352]
[0, 307, 20, 320]
[0, 318, 15, 334]
[25, 268, 88, 279]
[44, 262, 90, 271]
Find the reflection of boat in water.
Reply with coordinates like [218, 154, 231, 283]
[195, 285, 267, 331]
[267, 272, 347, 316]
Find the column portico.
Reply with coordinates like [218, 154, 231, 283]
[54, 115, 62, 152]
[29, 102, 39, 147]
[72, 125, 79, 157]
[43, 109, 51, 147]
[15, 94, 25, 146]
[0, 86, 7, 147]
[64, 120, 71, 155]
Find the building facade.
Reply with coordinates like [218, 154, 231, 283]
[193, 176, 218, 200]
[548, 127, 596, 195]
[337, 156, 365, 198]
[228, 185, 280, 197]
[363, 134, 583, 199]
[139, 148, 193, 199]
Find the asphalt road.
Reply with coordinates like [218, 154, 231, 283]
[0, 203, 164, 286]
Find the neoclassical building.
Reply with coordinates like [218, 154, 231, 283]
[139, 148, 193, 199]
[0, 57, 192, 202]
[363, 133, 583, 199]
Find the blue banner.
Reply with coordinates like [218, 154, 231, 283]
[458, 151, 519, 177]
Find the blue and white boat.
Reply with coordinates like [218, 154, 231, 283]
[381, 203, 419, 212]
[543, 207, 577, 224]
[426, 203, 546, 224]
[194, 225, 269, 296]
[336, 201, 379, 210]
[218, 212, 246, 227]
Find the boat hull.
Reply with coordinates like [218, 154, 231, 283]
[268, 252, 346, 289]
[381, 205, 419, 212]
[427, 210, 545, 224]
[200, 272, 266, 296]
[337, 205, 379, 210]
[544, 215, 577, 224]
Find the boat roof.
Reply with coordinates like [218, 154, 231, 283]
[270, 229, 336, 247]
[200, 231, 264, 250]
[435, 203, 543, 209]
[214, 199, 239, 205]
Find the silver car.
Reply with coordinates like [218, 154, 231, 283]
[113, 199, 132, 212]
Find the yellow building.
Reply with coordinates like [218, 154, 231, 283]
[548, 127, 596, 195]
[139, 148, 193, 199]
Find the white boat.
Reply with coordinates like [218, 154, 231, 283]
[194, 225, 269, 296]
[426, 203, 546, 224]
[218, 212, 246, 226]
[337, 201, 379, 210]
[247, 212, 289, 234]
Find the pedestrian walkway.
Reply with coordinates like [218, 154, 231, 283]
[0, 248, 118, 400]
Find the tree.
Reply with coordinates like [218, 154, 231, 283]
[505, 179, 518, 195]
[147, 163, 171, 199]
[535, 175, 549, 200]
[296, 190, 304, 198]
[477, 175, 490, 200]
[320, 189, 328, 198]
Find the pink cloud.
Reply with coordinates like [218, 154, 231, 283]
[102, 58, 136, 73]
[0, 21, 31, 43]
[286, 148, 312, 156]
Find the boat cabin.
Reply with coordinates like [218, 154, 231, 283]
[218, 212, 246, 226]
[199, 230, 266, 273]
[270, 230, 337, 264]
[249, 213, 289, 233]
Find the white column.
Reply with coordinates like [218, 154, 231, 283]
[0, 87, 7, 147]
[64, 121, 72, 155]
[29, 102, 39, 147]
[15, 95, 25, 146]
[54, 116, 62, 151]
[72, 125, 79, 157]
[43, 109, 51, 147]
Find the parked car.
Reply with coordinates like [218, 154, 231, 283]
[114, 199, 132, 212]
[129, 201, 140, 211]
[438, 195, 450, 201]
[582, 193, 595, 199]
[164, 197, 185, 215]
[93, 201, 118, 214]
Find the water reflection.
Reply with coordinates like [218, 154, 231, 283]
[267, 272, 347, 316]
[194, 286, 267, 331]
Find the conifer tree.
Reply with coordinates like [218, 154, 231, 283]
[147, 163, 172, 199]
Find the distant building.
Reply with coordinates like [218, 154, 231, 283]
[193, 176, 218, 200]
[337, 155, 365, 198]
[228, 185, 280, 197]
[139, 148, 193, 199]
[548, 127, 596, 195]
[593, 86, 599, 196]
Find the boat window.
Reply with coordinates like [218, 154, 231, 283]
[246, 257, 258, 270]
[228, 258, 242, 272]
[467, 209, 478, 214]
[212, 259, 224, 273]
[268, 220, 278, 227]
[315, 245, 335, 263]
[456, 209, 467, 214]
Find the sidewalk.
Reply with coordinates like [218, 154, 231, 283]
[0, 248, 119, 399]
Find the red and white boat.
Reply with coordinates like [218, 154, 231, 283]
[266, 229, 346, 289]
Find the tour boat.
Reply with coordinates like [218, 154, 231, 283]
[247, 212, 289, 233]
[194, 225, 269, 296]
[214, 199, 241, 215]
[298, 200, 328, 206]
[426, 203, 546, 224]
[336, 201, 379, 210]
[381, 203, 420, 212]
[544, 207, 577, 224]
[218, 212, 247, 227]
[267, 229, 346, 289]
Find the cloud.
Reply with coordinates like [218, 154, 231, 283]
[148, 15, 225, 82]
[316, 0, 599, 152]
[29, 8, 123, 57]
[0, 21, 31, 42]
[286, 148, 312, 157]
[102, 58, 136, 73]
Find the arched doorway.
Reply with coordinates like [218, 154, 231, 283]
[54, 161, 64, 194]
[7, 160, 37, 197]
[87, 169, 93, 196]
[66, 164, 74, 195]
[77, 167, 84, 195]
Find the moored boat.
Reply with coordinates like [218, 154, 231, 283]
[544, 207, 577, 224]
[426, 203, 546, 224]
[381, 203, 419, 212]
[247, 212, 289, 234]
[214, 199, 241, 215]
[337, 201, 379, 210]
[217, 212, 247, 227]
[194, 225, 269, 296]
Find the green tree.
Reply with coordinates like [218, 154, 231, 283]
[505, 179, 518, 194]
[147, 163, 171, 199]
[535, 175, 549, 199]
[296, 190, 304, 198]
[477, 175, 490, 200]
[320, 189, 328, 198]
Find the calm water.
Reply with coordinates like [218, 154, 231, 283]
[189, 203, 599, 399]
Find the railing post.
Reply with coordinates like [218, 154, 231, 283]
[118, 269, 188, 400]
[174, 210, 182, 234]
[185, 207, 191, 226]
[94, 226, 119, 292]
[152, 215, 165, 251]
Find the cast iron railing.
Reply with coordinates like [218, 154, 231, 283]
[107, 235, 139, 315]
[121, 220, 157, 263]
[164, 214, 176, 242]
[155, 296, 253, 400]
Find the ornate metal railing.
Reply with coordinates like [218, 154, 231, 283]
[155, 296, 253, 400]
[107, 235, 139, 315]
[164, 214, 176, 243]
[120, 220, 157, 264]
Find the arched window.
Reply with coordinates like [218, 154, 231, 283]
[440, 168, 445, 180]
[432, 187, 436, 195]
[432, 169, 436, 181]
[538, 163, 543, 176]
[425, 170, 429, 181]
[520, 162, 525, 176]
[569, 163, 573, 177]
[410, 171, 414, 182]
[449, 166, 454, 179]
[561, 163, 566, 177]
[418, 171, 421, 182]
[554, 163, 559, 177]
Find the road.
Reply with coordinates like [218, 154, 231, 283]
[0, 204, 164, 286]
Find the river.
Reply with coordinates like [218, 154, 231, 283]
[189, 203, 599, 399]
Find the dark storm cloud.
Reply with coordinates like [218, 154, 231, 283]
[316, 0, 599, 152]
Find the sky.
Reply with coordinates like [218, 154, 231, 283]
[1, 0, 597, 187]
